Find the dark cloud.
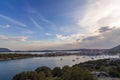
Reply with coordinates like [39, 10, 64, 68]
[82, 36, 99, 41]
[98, 26, 113, 33]
[76, 39, 81, 42]
[99, 26, 110, 33]
[77, 27, 120, 49]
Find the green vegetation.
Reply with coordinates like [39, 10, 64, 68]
[109, 65, 120, 77]
[12, 71, 46, 80]
[35, 66, 52, 77]
[74, 59, 120, 78]
[61, 66, 94, 80]
[52, 67, 62, 77]
[0, 53, 35, 60]
[0, 52, 76, 61]
[74, 59, 110, 71]
[12, 66, 95, 80]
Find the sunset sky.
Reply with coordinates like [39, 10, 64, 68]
[0, 0, 120, 50]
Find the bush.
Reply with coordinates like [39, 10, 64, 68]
[109, 65, 120, 77]
[61, 66, 95, 80]
[12, 66, 95, 80]
[35, 66, 52, 77]
[52, 67, 62, 77]
[12, 71, 45, 80]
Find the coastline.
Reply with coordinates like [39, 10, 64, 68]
[0, 51, 119, 61]
[0, 52, 74, 61]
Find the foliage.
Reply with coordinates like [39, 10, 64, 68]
[35, 66, 52, 77]
[12, 66, 95, 80]
[109, 65, 120, 77]
[0, 53, 35, 60]
[61, 66, 95, 80]
[52, 67, 62, 77]
[12, 71, 45, 80]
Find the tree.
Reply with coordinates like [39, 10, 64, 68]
[61, 66, 95, 80]
[109, 65, 120, 77]
[61, 66, 72, 80]
[12, 66, 95, 80]
[52, 67, 62, 77]
[35, 66, 52, 77]
[99, 66, 108, 72]
[71, 66, 95, 80]
[12, 71, 45, 80]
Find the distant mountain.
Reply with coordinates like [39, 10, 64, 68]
[0, 48, 11, 52]
[111, 45, 120, 50]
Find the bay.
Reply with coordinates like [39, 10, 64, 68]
[0, 54, 119, 80]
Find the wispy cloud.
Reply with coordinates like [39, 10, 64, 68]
[30, 17, 43, 30]
[77, 0, 120, 33]
[27, 6, 56, 27]
[0, 24, 10, 29]
[22, 30, 34, 34]
[56, 33, 83, 42]
[37, 14, 55, 27]
[14, 40, 76, 50]
[0, 35, 29, 42]
[0, 14, 27, 27]
[45, 33, 52, 36]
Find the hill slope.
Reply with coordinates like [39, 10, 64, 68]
[0, 48, 11, 52]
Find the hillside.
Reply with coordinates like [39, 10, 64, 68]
[111, 45, 120, 50]
[0, 48, 11, 52]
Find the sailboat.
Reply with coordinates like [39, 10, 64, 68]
[76, 57, 79, 60]
[72, 59, 75, 62]
[60, 58, 63, 61]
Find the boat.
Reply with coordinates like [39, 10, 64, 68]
[83, 56, 85, 58]
[76, 57, 79, 60]
[60, 58, 63, 61]
[72, 59, 75, 62]
[91, 57, 94, 60]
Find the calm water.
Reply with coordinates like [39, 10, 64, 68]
[0, 51, 81, 54]
[0, 55, 119, 80]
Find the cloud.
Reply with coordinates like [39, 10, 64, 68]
[37, 14, 55, 27]
[98, 26, 114, 33]
[56, 33, 83, 42]
[0, 35, 29, 42]
[45, 33, 52, 36]
[3, 27, 120, 50]
[54, 27, 120, 49]
[0, 14, 27, 27]
[11, 41, 77, 50]
[30, 17, 43, 30]
[56, 25, 82, 34]
[77, 0, 120, 33]
[22, 30, 34, 34]
[82, 36, 100, 41]
[1, 0, 120, 50]
[64, 0, 120, 49]
[27, 6, 55, 27]
[0, 24, 10, 29]
[78, 27, 120, 49]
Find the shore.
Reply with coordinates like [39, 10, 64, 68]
[0, 52, 76, 61]
[0, 51, 119, 61]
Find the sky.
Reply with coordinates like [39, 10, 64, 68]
[0, 0, 120, 50]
